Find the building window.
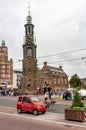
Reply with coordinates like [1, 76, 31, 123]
[54, 78, 56, 84]
[6, 74, 10, 78]
[1, 74, 5, 78]
[58, 78, 60, 84]
[1, 70, 5, 73]
[0, 57, 7, 60]
[7, 70, 10, 73]
[1, 65, 5, 68]
[0, 62, 5, 64]
[7, 66, 10, 68]
[2, 48, 7, 51]
[61, 78, 63, 84]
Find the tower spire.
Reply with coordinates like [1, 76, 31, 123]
[26, 1, 32, 23]
[28, 1, 30, 16]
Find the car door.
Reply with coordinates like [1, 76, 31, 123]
[22, 97, 32, 112]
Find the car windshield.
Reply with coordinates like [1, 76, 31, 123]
[31, 96, 40, 102]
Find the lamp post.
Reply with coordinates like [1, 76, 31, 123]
[82, 57, 86, 65]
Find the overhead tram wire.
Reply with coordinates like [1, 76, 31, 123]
[37, 48, 86, 59]
[38, 56, 86, 66]
[13, 48, 86, 66]
[12, 48, 86, 62]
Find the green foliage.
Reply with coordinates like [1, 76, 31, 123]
[69, 74, 82, 88]
[71, 90, 84, 108]
[68, 74, 86, 110]
[71, 106, 86, 111]
[66, 105, 86, 110]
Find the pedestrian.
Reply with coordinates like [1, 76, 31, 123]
[44, 91, 49, 100]
[49, 90, 53, 100]
[60, 90, 64, 99]
[44, 91, 50, 108]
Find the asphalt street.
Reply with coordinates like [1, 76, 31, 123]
[0, 95, 86, 129]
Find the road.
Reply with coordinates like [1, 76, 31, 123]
[0, 113, 86, 130]
[0, 96, 86, 114]
[0, 98, 67, 114]
[0, 96, 86, 129]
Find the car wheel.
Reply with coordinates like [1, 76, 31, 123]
[33, 109, 38, 116]
[17, 108, 22, 114]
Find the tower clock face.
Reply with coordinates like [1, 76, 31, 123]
[27, 48, 32, 57]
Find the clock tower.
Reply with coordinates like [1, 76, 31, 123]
[22, 6, 37, 93]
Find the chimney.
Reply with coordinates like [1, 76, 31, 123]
[44, 62, 47, 67]
[59, 65, 62, 70]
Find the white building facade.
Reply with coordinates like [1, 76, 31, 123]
[13, 70, 22, 89]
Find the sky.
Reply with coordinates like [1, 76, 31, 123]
[0, 0, 86, 79]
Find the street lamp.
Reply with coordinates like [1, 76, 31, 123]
[82, 57, 86, 66]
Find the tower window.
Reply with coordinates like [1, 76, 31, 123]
[29, 27, 30, 34]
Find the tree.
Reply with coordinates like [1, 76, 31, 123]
[71, 90, 84, 108]
[69, 74, 82, 88]
[69, 74, 85, 109]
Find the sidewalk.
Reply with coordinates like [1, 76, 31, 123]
[0, 105, 86, 129]
[0, 95, 86, 128]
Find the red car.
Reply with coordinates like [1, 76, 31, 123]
[16, 95, 46, 116]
